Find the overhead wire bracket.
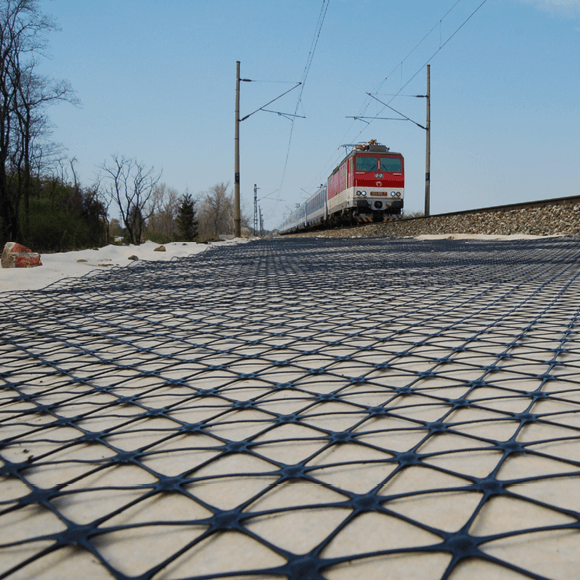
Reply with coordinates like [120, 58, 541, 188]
[346, 116, 409, 124]
[366, 92, 427, 130]
[261, 109, 306, 121]
[240, 83, 302, 122]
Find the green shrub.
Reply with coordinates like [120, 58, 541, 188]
[22, 196, 102, 251]
[20, 178, 108, 252]
[144, 231, 172, 245]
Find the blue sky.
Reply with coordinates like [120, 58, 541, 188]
[39, 0, 580, 228]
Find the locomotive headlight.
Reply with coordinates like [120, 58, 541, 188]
[356, 190, 361, 196]
[361, 190, 367, 197]
[390, 191, 396, 197]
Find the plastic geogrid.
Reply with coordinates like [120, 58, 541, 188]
[2, 237, 580, 580]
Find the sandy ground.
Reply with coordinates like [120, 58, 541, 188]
[1, 233, 579, 580]
[0, 239, 249, 292]
[0, 234, 553, 293]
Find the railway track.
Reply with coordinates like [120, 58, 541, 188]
[282, 193, 580, 237]
[411, 193, 580, 221]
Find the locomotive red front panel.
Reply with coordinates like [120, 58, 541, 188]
[353, 153, 404, 192]
[327, 151, 404, 218]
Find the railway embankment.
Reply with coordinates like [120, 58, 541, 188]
[288, 199, 580, 238]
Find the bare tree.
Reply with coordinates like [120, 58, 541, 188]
[99, 154, 162, 245]
[144, 183, 180, 241]
[109, 217, 123, 240]
[199, 182, 233, 239]
[12, 66, 76, 238]
[0, 0, 76, 245]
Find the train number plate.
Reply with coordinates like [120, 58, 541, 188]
[370, 192, 384, 196]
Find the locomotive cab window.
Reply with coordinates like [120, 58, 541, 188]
[380, 157, 402, 172]
[356, 157, 377, 172]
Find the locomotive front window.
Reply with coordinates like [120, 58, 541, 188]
[356, 157, 377, 172]
[380, 157, 402, 172]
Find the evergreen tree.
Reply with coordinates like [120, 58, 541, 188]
[176, 193, 198, 241]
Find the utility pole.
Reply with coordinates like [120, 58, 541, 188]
[425, 64, 431, 217]
[259, 207, 264, 237]
[253, 184, 260, 236]
[362, 69, 431, 215]
[234, 62, 302, 236]
[234, 61, 241, 237]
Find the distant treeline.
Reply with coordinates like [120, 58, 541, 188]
[0, 1, 249, 252]
[1, 170, 250, 252]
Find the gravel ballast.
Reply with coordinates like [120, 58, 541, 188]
[285, 202, 580, 238]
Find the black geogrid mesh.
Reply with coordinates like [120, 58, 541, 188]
[2, 237, 580, 579]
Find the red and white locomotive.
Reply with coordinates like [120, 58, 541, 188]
[280, 140, 404, 233]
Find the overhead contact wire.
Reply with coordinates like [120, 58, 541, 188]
[275, 0, 331, 211]
[353, 0, 489, 143]
[302, 0, 486, 197]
